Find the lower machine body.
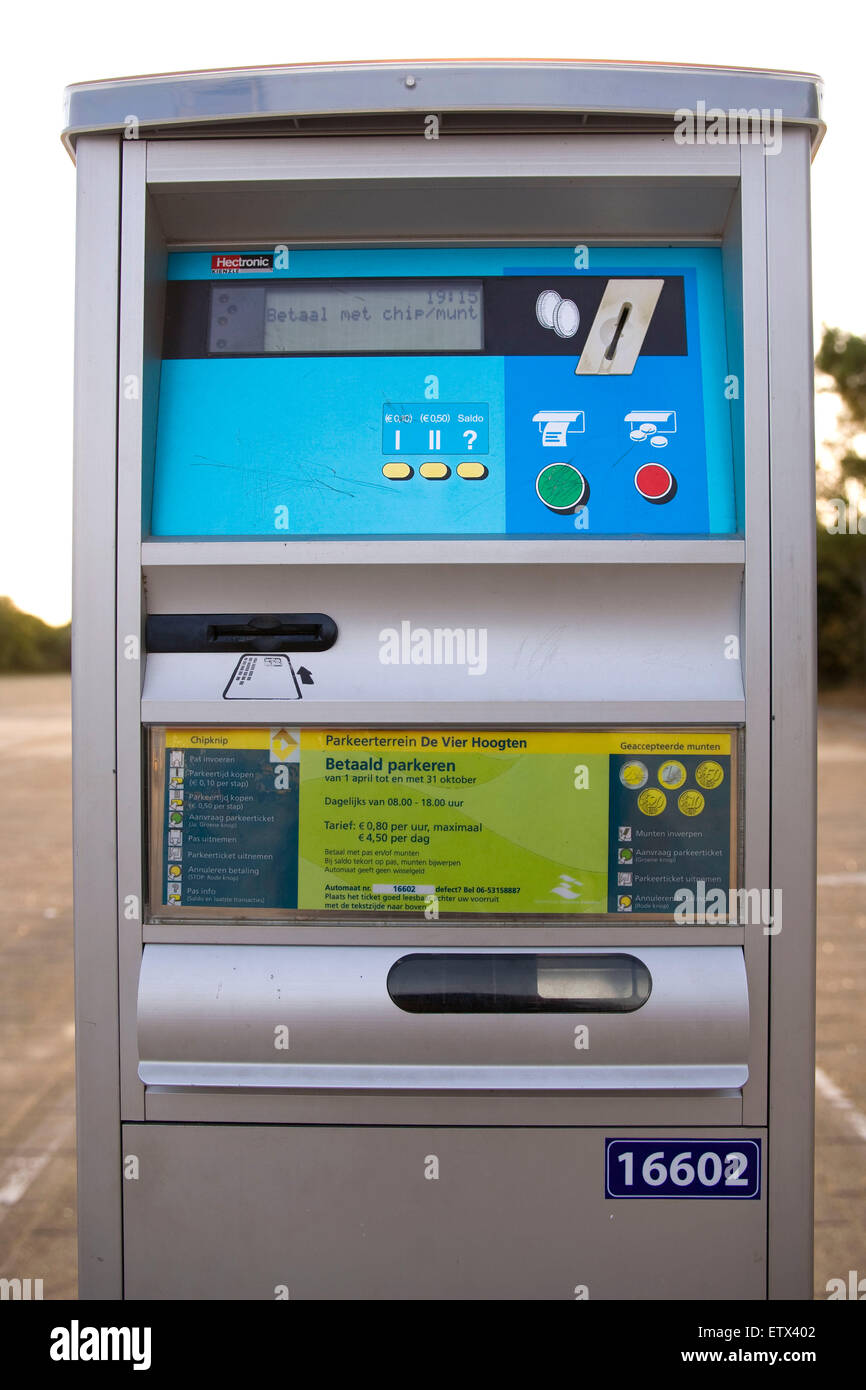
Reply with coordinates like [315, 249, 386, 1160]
[121, 1122, 767, 1300]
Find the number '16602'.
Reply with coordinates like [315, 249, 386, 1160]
[617, 1149, 749, 1188]
[605, 1139, 761, 1199]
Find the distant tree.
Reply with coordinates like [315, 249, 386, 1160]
[0, 597, 71, 673]
[817, 328, 866, 432]
[815, 328, 866, 686]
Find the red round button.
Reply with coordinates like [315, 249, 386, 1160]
[634, 462, 675, 503]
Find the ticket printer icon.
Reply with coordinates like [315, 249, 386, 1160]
[532, 410, 586, 447]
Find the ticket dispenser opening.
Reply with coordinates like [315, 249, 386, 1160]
[67, 60, 821, 1301]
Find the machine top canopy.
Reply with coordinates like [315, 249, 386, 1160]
[61, 59, 824, 158]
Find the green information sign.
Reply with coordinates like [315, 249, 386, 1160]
[156, 727, 735, 917]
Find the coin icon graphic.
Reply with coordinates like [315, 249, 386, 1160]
[658, 759, 687, 789]
[620, 760, 649, 790]
[638, 788, 667, 816]
[695, 760, 725, 790]
[678, 790, 706, 817]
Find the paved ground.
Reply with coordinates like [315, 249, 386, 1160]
[0, 674, 863, 1300]
[0, 676, 76, 1299]
[814, 701, 866, 1297]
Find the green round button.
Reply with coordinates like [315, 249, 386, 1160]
[535, 463, 587, 513]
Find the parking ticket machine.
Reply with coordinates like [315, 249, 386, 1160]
[65, 61, 823, 1299]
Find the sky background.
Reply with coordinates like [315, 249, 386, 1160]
[1, 0, 860, 624]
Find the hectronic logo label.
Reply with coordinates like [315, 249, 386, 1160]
[211, 253, 274, 275]
[379, 621, 488, 676]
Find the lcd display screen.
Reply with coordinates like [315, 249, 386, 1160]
[208, 281, 484, 354]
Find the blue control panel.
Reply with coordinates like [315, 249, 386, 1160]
[150, 247, 737, 538]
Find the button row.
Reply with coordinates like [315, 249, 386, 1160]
[382, 461, 489, 481]
[382, 459, 676, 503]
[535, 462, 677, 512]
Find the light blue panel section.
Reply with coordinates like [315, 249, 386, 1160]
[171, 248, 552, 280]
[151, 357, 506, 536]
[159, 246, 737, 536]
[694, 255, 738, 533]
[169, 246, 728, 280]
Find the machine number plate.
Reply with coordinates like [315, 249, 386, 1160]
[605, 1139, 761, 1199]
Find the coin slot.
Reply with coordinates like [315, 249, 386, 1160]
[605, 302, 632, 362]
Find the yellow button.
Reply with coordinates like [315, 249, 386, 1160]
[382, 462, 413, 480]
[419, 461, 450, 480]
[456, 461, 488, 480]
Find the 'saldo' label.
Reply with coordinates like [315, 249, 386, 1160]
[605, 1139, 761, 1199]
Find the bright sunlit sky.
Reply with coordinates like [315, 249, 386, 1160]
[1, 1, 862, 624]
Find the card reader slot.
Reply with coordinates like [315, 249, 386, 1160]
[146, 612, 338, 653]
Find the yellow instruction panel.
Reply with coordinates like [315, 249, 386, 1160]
[150, 727, 738, 919]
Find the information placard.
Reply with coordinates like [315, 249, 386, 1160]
[153, 727, 736, 918]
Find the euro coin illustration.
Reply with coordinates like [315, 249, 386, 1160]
[658, 760, 686, 789]
[620, 760, 649, 790]
[695, 760, 725, 790]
